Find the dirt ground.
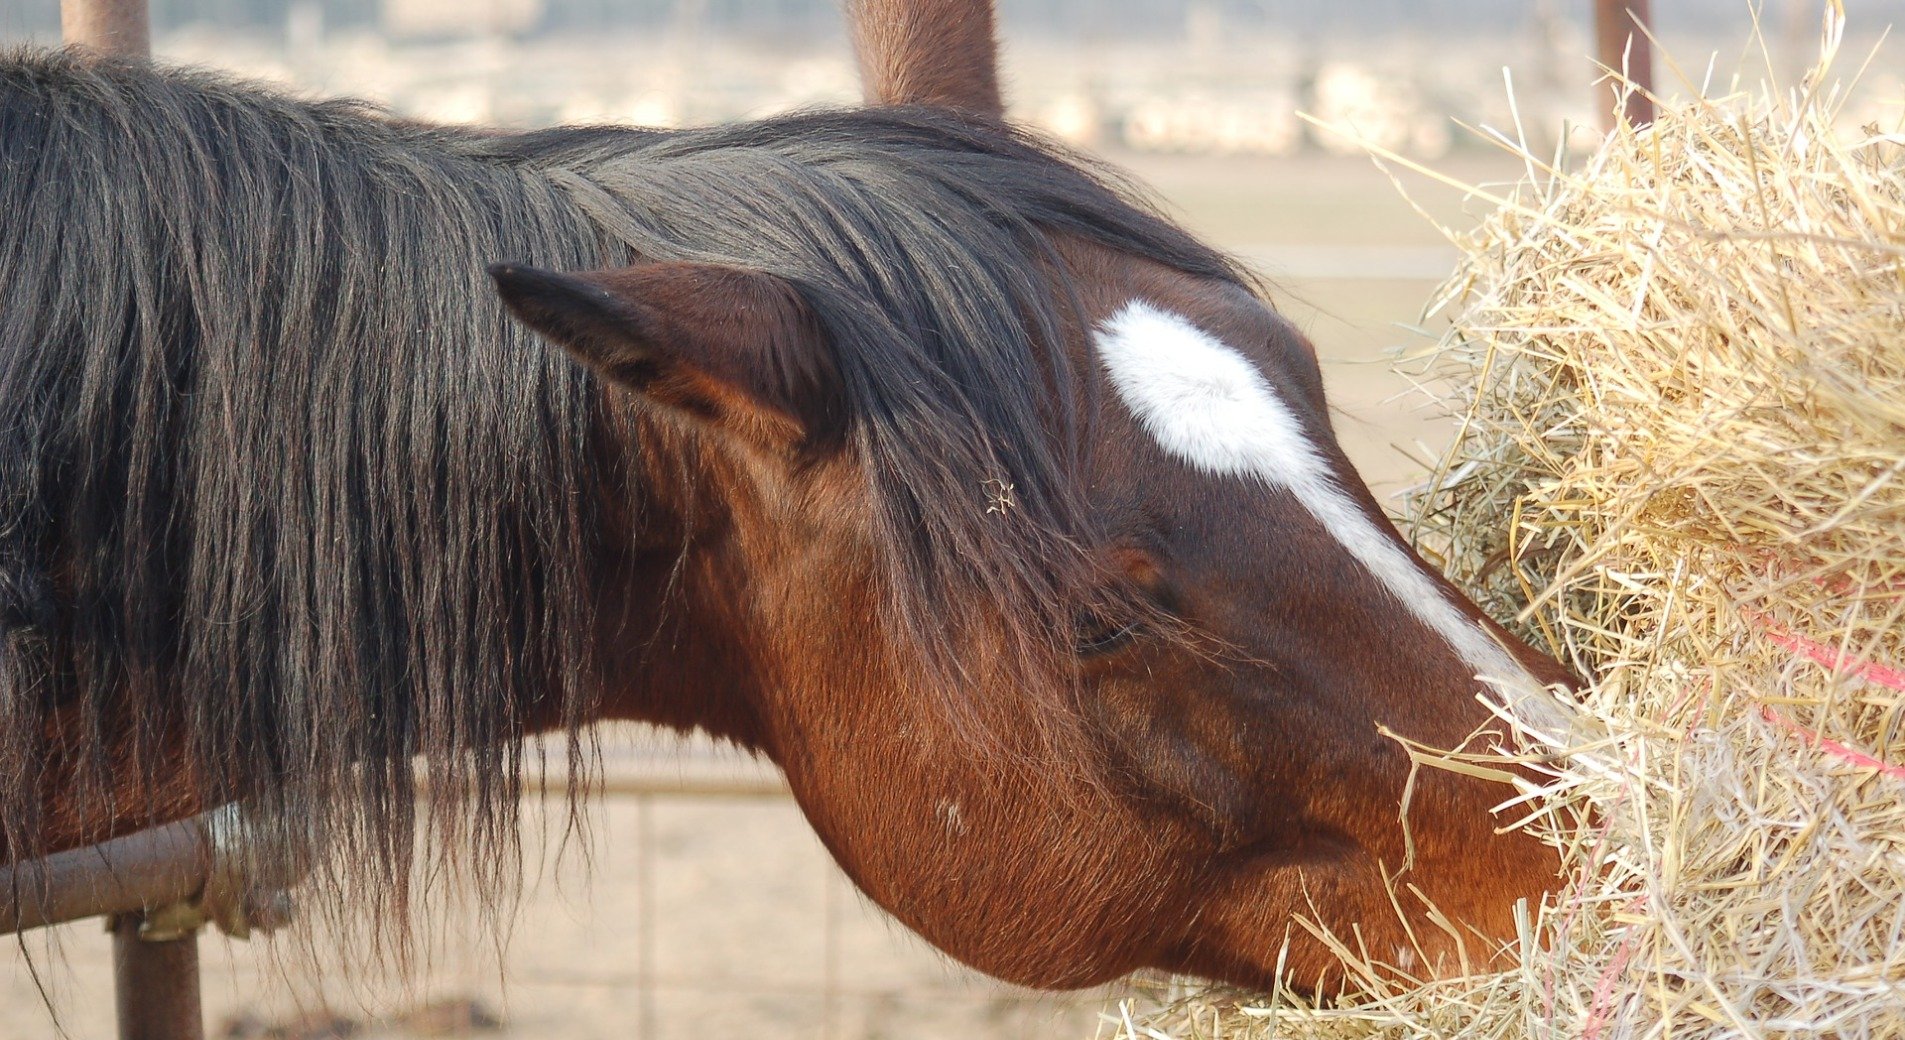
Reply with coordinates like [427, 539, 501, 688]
[1, 148, 1525, 1039]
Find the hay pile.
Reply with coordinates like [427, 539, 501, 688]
[1117, 15, 1905, 1040]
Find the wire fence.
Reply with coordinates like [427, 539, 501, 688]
[3, 735, 1117, 1039]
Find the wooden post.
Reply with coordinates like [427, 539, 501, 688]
[1595, 0, 1656, 128]
[61, 0, 151, 58]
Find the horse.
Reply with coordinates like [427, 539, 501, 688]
[0, 0, 1575, 993]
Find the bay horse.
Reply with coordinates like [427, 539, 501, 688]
[0, 1, 1573, 993]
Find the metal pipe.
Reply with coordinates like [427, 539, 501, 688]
[112, 913, 203, 1040]
[1595, 0, 1657, 128]
[60, 0, 151, 58]
[0, 820, 211, 935]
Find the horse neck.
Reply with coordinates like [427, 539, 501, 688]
[580, 412, 784, 750]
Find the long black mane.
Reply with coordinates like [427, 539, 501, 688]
[0, 49, 1241, 928]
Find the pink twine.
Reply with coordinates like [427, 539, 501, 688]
[1757, 704, 1905, 780]
[1754, 622, 1905, 694]
[1582, 900, 1643, 1040]
[1735, 611, 1905, 778]
[1582, 940, 1635, 1039]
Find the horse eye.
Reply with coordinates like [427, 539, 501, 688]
[1076, 614, 1142, 656]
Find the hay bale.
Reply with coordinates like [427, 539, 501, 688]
[1118, 15, 1905, 1040]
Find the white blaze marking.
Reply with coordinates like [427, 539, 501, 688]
[1093, 300, 1565, 730]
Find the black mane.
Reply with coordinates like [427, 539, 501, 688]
[0, 48, 1242, 928]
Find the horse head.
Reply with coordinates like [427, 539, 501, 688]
[489, 140, 1573, 991]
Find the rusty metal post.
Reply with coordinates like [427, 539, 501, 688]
[61, 0, 151, 57]
[64, 7, 168, 1034]
[111, 914, 204, 1040]
[1595, 0, 1657, 128]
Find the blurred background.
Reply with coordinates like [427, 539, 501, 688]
[2, 2, 1900, 1037]
[0, 0, 1896, 148]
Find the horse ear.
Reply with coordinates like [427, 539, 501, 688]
[489, 262, 846, 447]
[847, 0, 1005, 117]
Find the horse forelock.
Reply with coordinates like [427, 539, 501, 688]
[0, 48, 1247, 938]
